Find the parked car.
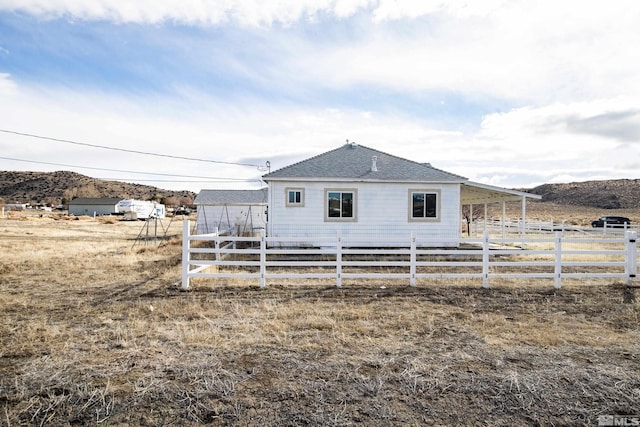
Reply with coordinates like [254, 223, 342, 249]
[174, 207, 191, 216]
[591, 216, 631, 228]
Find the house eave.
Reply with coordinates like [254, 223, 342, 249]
[461, 181, 542, 204]
[262, 177, 467, 184]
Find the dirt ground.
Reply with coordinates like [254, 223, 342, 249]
[0, 210, 639, 426]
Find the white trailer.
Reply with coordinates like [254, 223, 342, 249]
[117, 199, 166, 220]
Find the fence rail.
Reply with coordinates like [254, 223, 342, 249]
[470, 218, 639, 236]
[181, 221, 638, 290]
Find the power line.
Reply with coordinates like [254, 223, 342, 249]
[0, 156, 260, 181]
[0, 129, 264, 168]
[100, 178, 262, 183]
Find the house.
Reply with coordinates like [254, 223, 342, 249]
[261, 142, 540, 247]
[194, 189, 268, 235]
[67, 197, 122, 216]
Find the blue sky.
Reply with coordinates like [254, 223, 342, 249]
[1, 1, 639, 193]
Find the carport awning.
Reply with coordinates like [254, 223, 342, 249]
[461, 181, 542, 205]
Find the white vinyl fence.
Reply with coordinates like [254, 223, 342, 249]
[470, 218, 639, 236]
[181, 221, 638, 290]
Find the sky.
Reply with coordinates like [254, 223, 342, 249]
[1, 0, 639, 194]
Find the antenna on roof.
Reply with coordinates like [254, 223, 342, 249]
[257, 161, 271, 172]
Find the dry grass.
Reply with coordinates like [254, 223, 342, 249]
[1, 210, 639, 426]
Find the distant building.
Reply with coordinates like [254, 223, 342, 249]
[4, 203, 28, 211]
[68, 197, 122, 216]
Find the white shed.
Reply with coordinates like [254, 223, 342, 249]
[262, 143, 540, 247]
[194, 189, 268, 235]
[68, 197, 122, 216]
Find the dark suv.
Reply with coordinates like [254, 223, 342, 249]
[591, 216, 631, 228]
[174, 207, 191, 216]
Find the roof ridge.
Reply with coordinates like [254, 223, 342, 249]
[262, 143, 468, 182]
[264, 144, 347, 176]
[346, 143, 467, 180]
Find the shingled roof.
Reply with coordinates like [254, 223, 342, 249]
[262, 143, 467, 182]
[195, 189, 268, 205]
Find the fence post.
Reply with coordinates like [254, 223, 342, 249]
[554, 231, 562, 289]
[260, 233, 266, 288]
[181, 220, 190, 290]
[410, 232, 416, 287]
[336, 230, 342, 288]
[482, 231, 489, 288]
[625, 231, 637, 287]
[214, 226, 220, 261]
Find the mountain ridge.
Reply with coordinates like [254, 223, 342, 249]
[527, 179, 640, 209]
[1, 170, 639, 209]
[0, 171, 196, 206]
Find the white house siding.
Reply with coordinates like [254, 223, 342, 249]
[196, 204, 267, 235]
[268, 181, 461, 247]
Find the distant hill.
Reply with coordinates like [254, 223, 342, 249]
[0, 171, 196, 206]
[528, 179, 640, 209]
[1, 171, 638, 210]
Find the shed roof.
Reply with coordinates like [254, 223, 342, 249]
[461, 181, 541, 204]
[195, 189, 268, 205]
[68, 197, 122, 205]
[262, 143, 467, 183]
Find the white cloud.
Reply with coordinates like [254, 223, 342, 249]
[0, 73, 17, 95]
[371, 0, 508, 21]
[1, 81, 462, 190]
[2, 79, 639, 192]
[4, 1, 640, 104]
[447, 98, 640, 187]
[2, 1, 640, 191]
[478, 97, 640, 146]
[0, 0, 373, 26]
[0, 78, 465, 190]
[0, 0, 514, 24]
[286, 1, 640, 104]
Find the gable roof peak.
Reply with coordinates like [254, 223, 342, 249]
[263, 143, 467, 182]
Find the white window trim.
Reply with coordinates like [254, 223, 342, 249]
[408, 189, 441, 222]
[324, 188, 357, 222]
[285, 187, 305, 207]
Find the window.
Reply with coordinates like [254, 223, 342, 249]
[285, 188, 304, 207]
[325, 189, 357, 221]
[409, 189, 440, 221]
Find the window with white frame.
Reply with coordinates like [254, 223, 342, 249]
[325, 189, 357, 221]
[286, 188, 304, 207]
[409, 189, 440, 221]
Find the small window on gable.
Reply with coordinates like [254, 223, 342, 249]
[409, 189, 440, 222]
[286, 188, 304, 207]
